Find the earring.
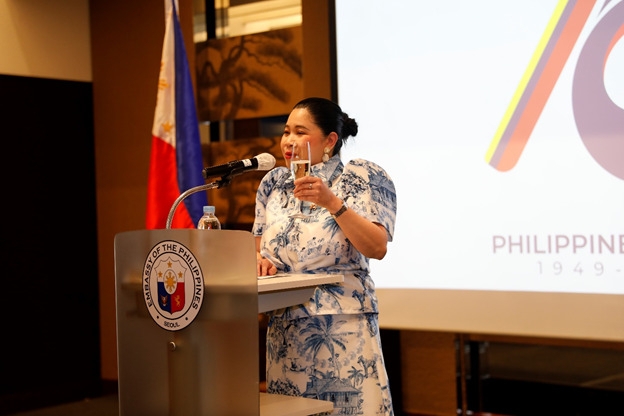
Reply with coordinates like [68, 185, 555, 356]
[322, 147, 330, 162]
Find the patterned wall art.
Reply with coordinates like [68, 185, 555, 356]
[195, 26, 303, 122]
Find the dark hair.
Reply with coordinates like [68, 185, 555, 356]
[292, 97, 358, 155]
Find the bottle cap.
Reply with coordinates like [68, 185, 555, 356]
[203, 205, 216, 214]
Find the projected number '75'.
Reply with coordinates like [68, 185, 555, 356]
[485, 0, 624, 180]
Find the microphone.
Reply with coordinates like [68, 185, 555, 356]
[202, 153, 276, 179]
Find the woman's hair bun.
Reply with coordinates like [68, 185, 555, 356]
[342, 113, 358, 138]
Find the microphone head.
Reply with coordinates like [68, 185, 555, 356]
[255, 153, 276, 171]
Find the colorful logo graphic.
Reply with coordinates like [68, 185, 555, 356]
[143, 240, 204, 331]
[156, 256, 187, 314]
[486, 0, 623, 180]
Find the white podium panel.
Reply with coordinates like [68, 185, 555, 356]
[258, 273, 344, 312]
[259, 392, 333, 416]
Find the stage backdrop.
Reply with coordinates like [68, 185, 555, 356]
[335, 0, 624, 341]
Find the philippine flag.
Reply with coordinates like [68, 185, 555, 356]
[146, 0, 207, 229]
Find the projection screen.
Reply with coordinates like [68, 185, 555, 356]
[335, 0, 624, 341]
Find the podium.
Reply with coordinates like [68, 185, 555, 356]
[114, 229, 339, 416]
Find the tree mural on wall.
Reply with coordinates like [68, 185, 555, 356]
[195, 26, 303, 122]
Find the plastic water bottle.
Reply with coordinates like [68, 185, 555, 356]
[197, 206, 221, 229]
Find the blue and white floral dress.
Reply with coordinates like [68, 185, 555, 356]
[252, 155, 397, 415]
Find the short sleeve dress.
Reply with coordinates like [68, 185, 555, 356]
[252, 155, 397, 415]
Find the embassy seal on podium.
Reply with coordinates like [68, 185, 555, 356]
[142, 239, 205, 331]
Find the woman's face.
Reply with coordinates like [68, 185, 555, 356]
[281, 108, 331, 168]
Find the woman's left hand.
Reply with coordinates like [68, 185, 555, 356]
[293, 177, 342, 213]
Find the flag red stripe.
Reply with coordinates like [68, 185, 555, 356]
[146, 134, 194, 229]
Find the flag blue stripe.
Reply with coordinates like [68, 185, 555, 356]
[172, 1, 208, 225]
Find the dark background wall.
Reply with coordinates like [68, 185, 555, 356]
[0, 74, 100, 414]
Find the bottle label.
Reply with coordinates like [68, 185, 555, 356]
[198, 218, 221, 230]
